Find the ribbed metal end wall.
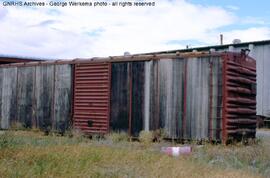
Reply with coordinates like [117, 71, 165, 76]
[222, 54, 256, 143]
[73, 62, 111, 134]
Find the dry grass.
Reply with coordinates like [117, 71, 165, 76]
[0, 130, 269, 178]
[105, 131, 130, 143]
[139, 131, 154, 147]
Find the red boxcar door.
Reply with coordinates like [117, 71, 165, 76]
[73, 62, 111, 134]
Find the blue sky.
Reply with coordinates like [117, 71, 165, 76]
[189, 0, 270, 28]
[189, 0, 270, 16]
[0, 0, 269, 58]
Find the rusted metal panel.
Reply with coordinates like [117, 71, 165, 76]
[222, 53, 256, 142]
[73, 62, 110, 134]
[214, 44, 267, 119]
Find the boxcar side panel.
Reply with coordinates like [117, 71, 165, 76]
[209, 57, 223, 140]
[17, 67, 35, 128]
[35, 65, 54, 130]
[143, 61, 151, 131]
[54, 64, 72, 131]
[110, 63, 129, 132]
[158, 59, 184, 138]
[0, 68, 17, 129]
[0, 69, 2, 128]
[131, 62, 145, 136]
[186, 57, 210, 139]
[149, 60, 160, 130]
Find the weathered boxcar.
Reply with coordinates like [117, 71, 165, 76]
[147, 40, 269, 120]
[0, 51, 256, 143]
[0, 61, 72, 132]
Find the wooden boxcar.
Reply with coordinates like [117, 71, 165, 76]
[0, 51, 256, 143]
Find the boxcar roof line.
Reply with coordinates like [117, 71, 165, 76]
[0, 51, 250, 68]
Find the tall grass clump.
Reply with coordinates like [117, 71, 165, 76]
[139, 131, 154, 147]
[105, 132, 129, 143]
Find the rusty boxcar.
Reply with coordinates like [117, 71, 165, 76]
[0, 51, 256, 143]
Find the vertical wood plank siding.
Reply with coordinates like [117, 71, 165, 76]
[35, 65, 54, 130]
[54, 65, 72, 132]
[110, 57, 225, 141]
[0, 68, 17, 129]
[131, 62, 145, 136]
[110, 63, 129, 132]
[209, 57, 223, 140]
[0, 65, 72, 131]
[109, 54, 255, 142]
[17, 67, 35, 128]
[158, 59, 184, 138]
[149, 60, 159, 130]
[110, 62, 145, 136]
[186, 58, 210, 139]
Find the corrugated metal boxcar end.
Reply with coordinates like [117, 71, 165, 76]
[221, 52, 256, 144]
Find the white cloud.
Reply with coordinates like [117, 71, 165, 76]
[222, 27, 270, 44]
[0, 0, 269, 59]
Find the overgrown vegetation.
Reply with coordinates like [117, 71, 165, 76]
[0, 130, 269, 178]
[139, 130, 154, 147]
[105, 131, 130, 143]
